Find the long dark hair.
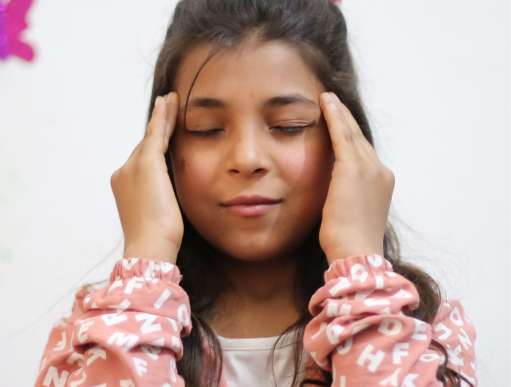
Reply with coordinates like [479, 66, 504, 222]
[145, 1, 474, 386]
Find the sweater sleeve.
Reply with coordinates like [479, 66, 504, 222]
[34, 257, 193, 387]
[303, 254, 478, 387]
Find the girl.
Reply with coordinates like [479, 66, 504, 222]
[34, 0, 477, 386]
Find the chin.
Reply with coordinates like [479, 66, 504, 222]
[212, 238, 301, 265]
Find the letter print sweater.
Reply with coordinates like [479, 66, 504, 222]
[34, 254, 478, 386]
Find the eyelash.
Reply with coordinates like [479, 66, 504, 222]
[188, 125, 310, 137]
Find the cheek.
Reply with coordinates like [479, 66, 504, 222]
[172, 153, 217, 202]
[279, 143, 333, 191]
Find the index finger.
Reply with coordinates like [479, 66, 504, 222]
[145, 95, 167, 138]
[143, 95, 171, 154]
[163, 92, 179, 143]
[320, 92, 357, 161]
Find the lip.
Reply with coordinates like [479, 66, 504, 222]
[221, 195, 283, 206]
[223, 203, 281, 217]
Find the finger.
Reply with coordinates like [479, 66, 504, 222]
[162, 94, 172, 140]
[163, 92, 179, 144]
[127, 141, 142, 161]
[144, 97, 159, 137]
[320, 92, 358, 161]
[328, 92, 361, 138]
[145, 96, 166, 138]
[124, 97, 166, 164]
[329, 92, 380, 164]
[144, 96, 169, 153]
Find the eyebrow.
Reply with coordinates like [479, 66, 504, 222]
[180, 93, 317, 115]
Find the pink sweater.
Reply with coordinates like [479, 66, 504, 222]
[34, 254, 478, 386]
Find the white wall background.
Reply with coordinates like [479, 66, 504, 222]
[0, 0, 509, 385]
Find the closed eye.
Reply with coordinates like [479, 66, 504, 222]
[187, 125, 311, 137]
[272, 125, 309, 134]
[187, 128, 223, 137]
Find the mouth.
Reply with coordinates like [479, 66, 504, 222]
[222, 202, 281, 217]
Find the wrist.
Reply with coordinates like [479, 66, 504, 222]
[324, 245, 384, 264]
[124, 237, 179, 264]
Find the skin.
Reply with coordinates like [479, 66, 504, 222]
[115, 37, 394, 339]
[169, 38, 335, 337]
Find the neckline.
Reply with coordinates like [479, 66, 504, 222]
[214, 327, 300, 351]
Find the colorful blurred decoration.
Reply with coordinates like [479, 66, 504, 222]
[0, 0, 35, 62]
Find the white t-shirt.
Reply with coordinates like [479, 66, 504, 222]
[214, 328, 310, 387]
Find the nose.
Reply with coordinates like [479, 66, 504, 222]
[226, 126, 269, 177]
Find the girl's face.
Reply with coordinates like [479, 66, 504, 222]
[170, 39, 334, 263]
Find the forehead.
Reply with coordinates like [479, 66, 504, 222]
[174, 39, 324, 110]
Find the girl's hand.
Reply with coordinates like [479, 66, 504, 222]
[111, 92, 183, 263]
[318, 92, 395, 263]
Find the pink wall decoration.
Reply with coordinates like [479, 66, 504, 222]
[0, 0, 35, 62]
